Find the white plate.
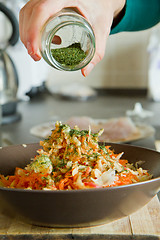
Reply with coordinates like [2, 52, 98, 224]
[30, 118, 155, 143]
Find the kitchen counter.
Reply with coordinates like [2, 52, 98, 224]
[1, 89, 160, 147]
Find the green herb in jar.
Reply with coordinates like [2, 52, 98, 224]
[51, 43, 86, 66]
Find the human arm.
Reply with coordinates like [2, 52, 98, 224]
[19, 0, 126, 76]
[111, 0, 160, 34]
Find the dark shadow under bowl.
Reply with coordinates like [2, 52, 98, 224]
[0, 142, 160, 227]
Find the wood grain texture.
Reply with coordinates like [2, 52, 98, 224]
[0, 196, 159, 240]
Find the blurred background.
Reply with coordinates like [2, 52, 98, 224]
[0, 0, 159, 100]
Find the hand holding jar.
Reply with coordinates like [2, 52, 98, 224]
[19, 0, 126, 76]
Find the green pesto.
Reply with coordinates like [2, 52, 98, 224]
[51, 43, 86, 66]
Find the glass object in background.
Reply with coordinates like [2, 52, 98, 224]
[0, 0, 28, 15]
[0, 104, 2, 125]
[41, 8, 95, 71]
[46, 70, 97, 101]
[126, 102, 154, 124]
[0, 0, 49, 100]
[147, 25, 160, 101]
[0, 95, 2, 147]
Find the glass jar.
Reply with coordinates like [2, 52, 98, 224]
[40, 8, 95, 71]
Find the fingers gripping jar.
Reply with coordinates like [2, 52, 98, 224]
[40, 8, 95, 71]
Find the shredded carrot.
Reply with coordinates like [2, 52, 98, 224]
[0, 121, 152, 190]
[119, 159, 128, 166]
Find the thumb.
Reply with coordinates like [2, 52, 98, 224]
[81, 62, 95, 77]
[81, 27, 110, 77]
[81, 43, 106, 77]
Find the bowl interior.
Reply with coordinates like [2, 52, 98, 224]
[0, 142, 160, 179]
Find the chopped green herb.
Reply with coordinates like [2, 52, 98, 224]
[57, 159, 66, 168]
[51, 43, 86, 66]
[69, 129, 90, 137]
[99, 145, 109, 154]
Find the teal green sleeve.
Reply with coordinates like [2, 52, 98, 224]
[111, 0, 160, 34]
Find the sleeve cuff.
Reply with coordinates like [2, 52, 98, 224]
[111, 0, 160, 34]
[111, 0, 135, 34]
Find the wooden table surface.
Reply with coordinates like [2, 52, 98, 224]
[0, 195, 159, 240]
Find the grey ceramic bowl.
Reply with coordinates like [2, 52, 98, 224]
[0, 143, 160, 227]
